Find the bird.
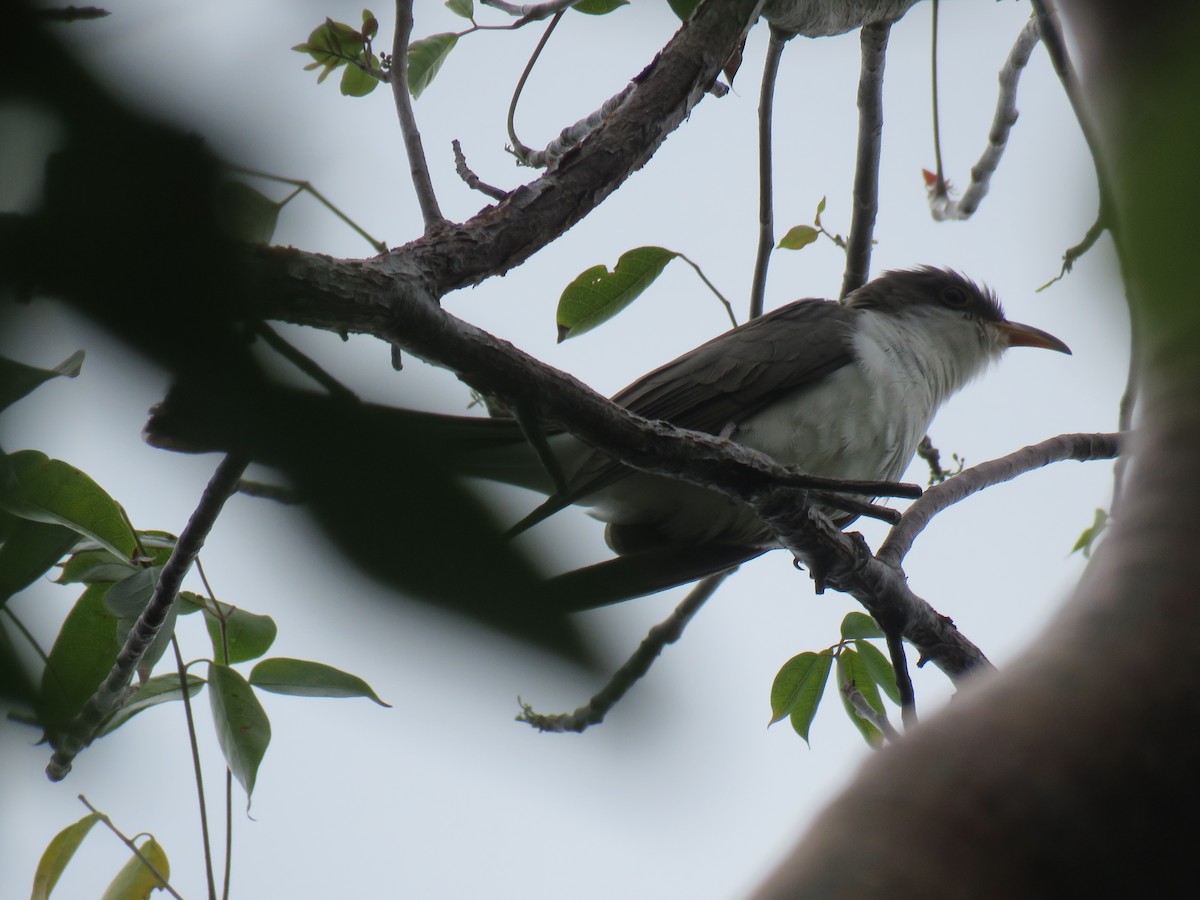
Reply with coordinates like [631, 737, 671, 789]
[405, 267, 1071, 609]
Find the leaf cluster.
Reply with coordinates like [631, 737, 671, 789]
[768, 612, 902, 748]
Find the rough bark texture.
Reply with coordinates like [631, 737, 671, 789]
[750, 5, 1200, 898]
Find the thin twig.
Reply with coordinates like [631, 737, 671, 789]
[929, 0, 944, 187]
[928, 15, 1041, 221]
[78, 795, 184, 900]
[392, 0, 447, 233]
[506, 11, 565, 164]
[255, 323, 359, 402]
[172, 638, 218, 900]
[749, 27, 788, 321]
[228, 165, 387, 253]
[47, 454, 249, 781]
[222, 768, 233, 900]
[677, 252, 738, 327]
[1037, 211, 1107, 291]
[842, 685, 901, 743]
[840, 21, 891, 299]
[518, 570, 733, 731]
[877, 432, 1121, 567]
[451, 139, 509, 201]
[883, 629, 917, 728]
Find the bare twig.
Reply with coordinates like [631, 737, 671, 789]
[928, 15, 1041, 220]
[877, 432, 1121, 567]
[517, 570, 733, 731]
[749, 27, 789, 321]
[172, 638, 218, 900]
[1037, 211, 1106, 291]
[451, 139, 509, 200]
[226, 165, 388, 253]
[47, 454, 249, 781]
[392, 1, 447, 233]
[840, 21, 891, 298]
[929, 0, 944, 187]
[77, 795, 184, 900]
[883, 628, 917, 727]
[842, 684, 901, 742]
[677, 252, 738, 327]
[506, 11, 566, 164]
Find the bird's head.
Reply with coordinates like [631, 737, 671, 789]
[845, 266, 1071, 358]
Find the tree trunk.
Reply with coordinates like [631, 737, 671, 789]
[751, 5, 1200, 897]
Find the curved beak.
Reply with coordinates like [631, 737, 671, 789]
[995, 319, 1072, 355]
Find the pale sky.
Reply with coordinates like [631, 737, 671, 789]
[1, 2, 1126, 897]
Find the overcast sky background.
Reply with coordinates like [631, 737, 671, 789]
[0, 1, 1127, 897]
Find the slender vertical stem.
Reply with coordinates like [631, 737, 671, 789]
[749, 27, 789, 321]
[929, 0, 944, 186]
[173, 638, 217, 900]
[391, 1, 447, 232]
[840, 21, 892, 299]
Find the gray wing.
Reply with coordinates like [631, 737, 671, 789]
[566, 298, 859, 499]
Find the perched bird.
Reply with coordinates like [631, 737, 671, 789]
[413, 267, 1070, 608]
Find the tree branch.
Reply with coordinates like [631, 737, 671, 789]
[840, 21, 891, 298]
[876, 432, 1121, 568]
[46, 454, 248, 781]
[749, 27, 789, 320]
[928, 15, 1041, 221]
[517, 569, 733, 732]
[392, 0, 447, 233]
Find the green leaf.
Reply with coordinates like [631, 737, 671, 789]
[31, 811, 102, 900]
[1072, 507, 1109, 558]
[768, 651, 832, 745]
[839, 611, 884, 640]
[836, 648, 886, 749]
[205, 606, 277, 665]
[854, 638, 901, 704]
[99, 673, 205, 736]
[340, 61, 380, 97]
[56, 533, 173, 586]
[103, 567, 161, 618]
[0, 350, 83, 413]
[573, 0, 629, 13]
[667, 0, 702, 19]
[777, 224, 819, 251]
[39, 584, 122, 733]
[556, 246, 678, 341]
[215, 180, 281, 244]
[99, 837, 170, 900]
[814, 195, 826, 226]
[208, 663, 271, 802]
[361, 9, 379, 37]
[0, 450, 136, 562]
[444, 0, 473, 19]
[0, 518, 78, 605]
[250, 657, 391, 707]
[407, 33, 458, 99]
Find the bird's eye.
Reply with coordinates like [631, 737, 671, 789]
[940, 285, 971, 309]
